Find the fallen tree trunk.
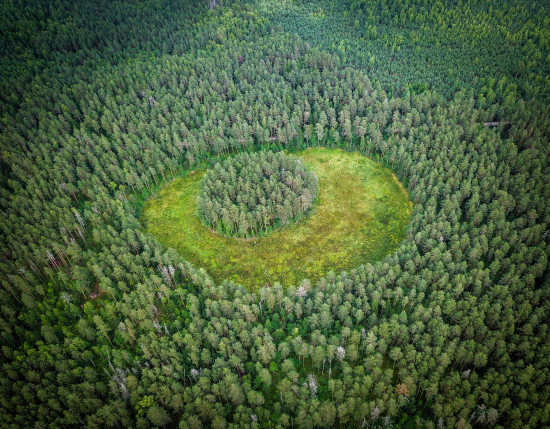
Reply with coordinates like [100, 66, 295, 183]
[483, 121, 511, 126]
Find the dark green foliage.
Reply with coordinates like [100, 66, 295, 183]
[255, 0, 550, 105]
[197, 151, 318, 237]
[0, 0, 549, 428]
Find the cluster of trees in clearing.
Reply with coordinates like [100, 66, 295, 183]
[197, 151, 318, 237]
[0, 0, 549, 428]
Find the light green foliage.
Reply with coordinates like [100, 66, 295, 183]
[142, 148, 411, 290]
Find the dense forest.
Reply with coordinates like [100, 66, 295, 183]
[0, 0, 549, 428]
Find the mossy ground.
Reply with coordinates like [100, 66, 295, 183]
[141, 148, 412, 290]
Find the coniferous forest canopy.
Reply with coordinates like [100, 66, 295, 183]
[0, 0, 549, 427]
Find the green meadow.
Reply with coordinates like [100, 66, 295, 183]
[141, 148, 411, 290]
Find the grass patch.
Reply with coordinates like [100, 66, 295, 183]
[141, 148, 411, 291]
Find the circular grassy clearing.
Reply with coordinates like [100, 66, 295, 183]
[141, 148, 412, 290]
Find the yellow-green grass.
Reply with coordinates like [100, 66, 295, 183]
[141, 148, 412, 291]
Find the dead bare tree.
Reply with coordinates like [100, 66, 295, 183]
[207, 0, 222, 10]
